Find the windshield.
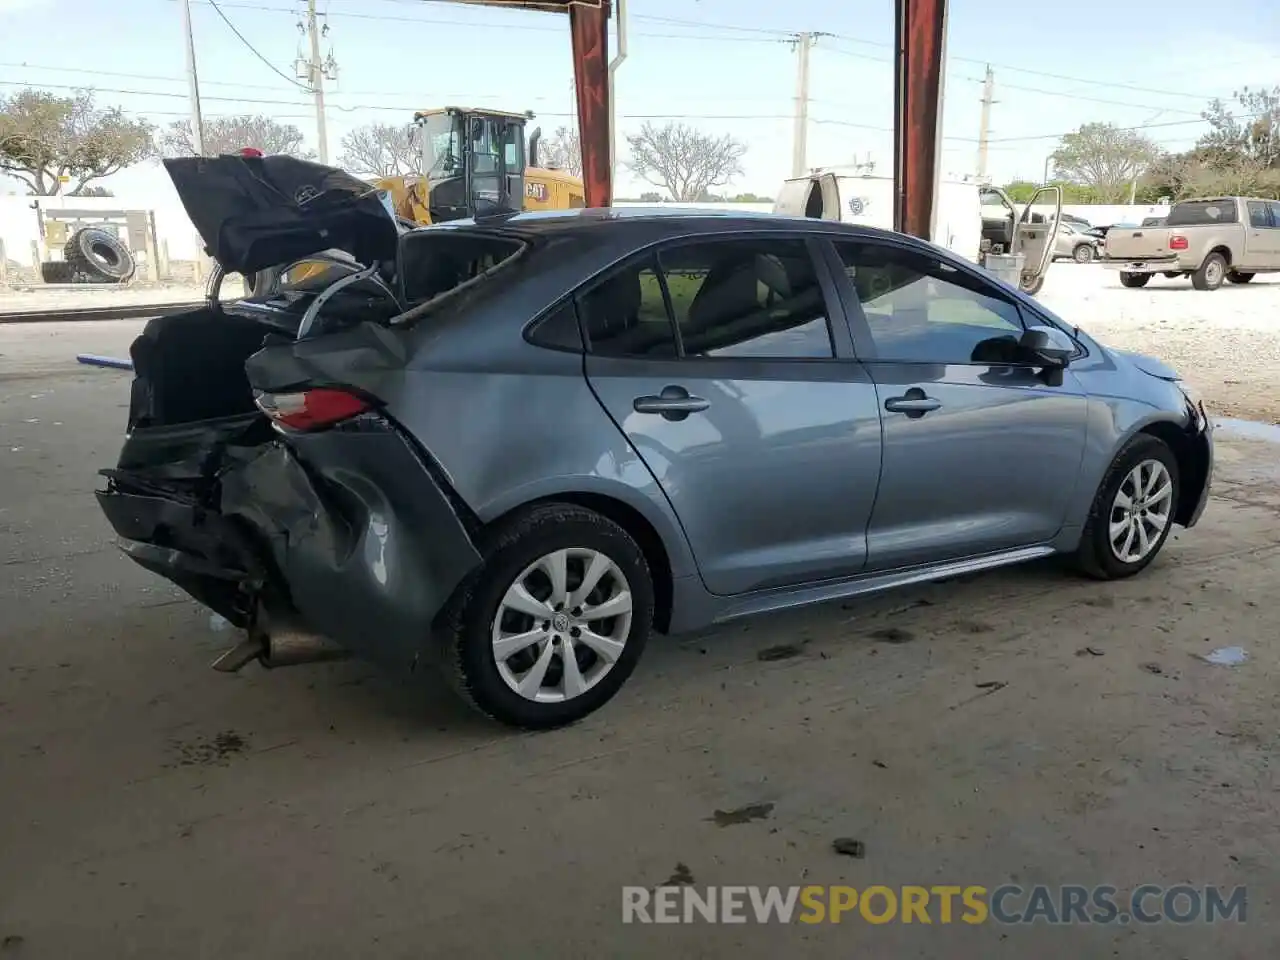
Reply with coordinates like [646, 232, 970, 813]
[418, 113, 463, 180]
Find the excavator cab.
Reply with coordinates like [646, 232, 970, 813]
[411, 107, 529, 221]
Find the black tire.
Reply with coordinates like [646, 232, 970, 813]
[1119, 272, 1150, 288]
[1073, 434, 1180, 581]
[1019, 274, 1045, 296]
[436, 503, 655, 729]
[63, 228, 135, 282]
[39, 260, 73, 284]
[1162, 271, 1183, 279]
[1072, 244, 1094, 264]
[1227, 271, 1255, 284]
[1191, 252, 1227, 291]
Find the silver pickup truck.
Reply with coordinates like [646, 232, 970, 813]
[1101, 196, 1280, 290]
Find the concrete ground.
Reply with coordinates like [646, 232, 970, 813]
[3, 287, 1280, 958]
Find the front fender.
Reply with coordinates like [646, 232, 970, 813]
[1065, 395, 1208, 530]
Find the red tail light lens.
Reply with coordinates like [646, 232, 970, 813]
[255, 388, 371, 431]
[1169, 234, 1188, 250]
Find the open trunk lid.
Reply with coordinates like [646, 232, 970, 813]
[163, 154, 399, 275]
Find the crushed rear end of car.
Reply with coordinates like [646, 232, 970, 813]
[95, 154, 482, 672]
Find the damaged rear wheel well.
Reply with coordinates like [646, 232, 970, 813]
[513, 493, 674, 634]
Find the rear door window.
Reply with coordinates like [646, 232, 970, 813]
[1167, 200, 1240, 226]
[577, 237, 836, 360]
[1247, 201, 1271, 228]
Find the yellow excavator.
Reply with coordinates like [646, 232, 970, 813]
[251, 107, 583, 293]
[375, 106, 584, 224]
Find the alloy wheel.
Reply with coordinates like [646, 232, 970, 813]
[491, 548, 633, 703]
[1109, 459, 1174, 563]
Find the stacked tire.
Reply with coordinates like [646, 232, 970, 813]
[39, 228, 137, 284]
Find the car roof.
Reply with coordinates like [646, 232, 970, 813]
[410, 205, 905, 244]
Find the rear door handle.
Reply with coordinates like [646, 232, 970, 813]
[634, 386, 710, 421]
[884, 395, 941, 416]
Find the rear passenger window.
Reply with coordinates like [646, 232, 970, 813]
[1269, 202, 1280, 229]
[1247, 201, 1271, 229]
[526, 301, 582, 351]
[578, 255, 677, 357]
[661, 239, 834, 359]
[577, 238, 834, 360]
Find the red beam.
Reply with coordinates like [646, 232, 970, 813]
[893, 0, 947, 240]
[569, 1, 612, 207]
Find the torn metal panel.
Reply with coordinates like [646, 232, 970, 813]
[219, 415, 482, 669]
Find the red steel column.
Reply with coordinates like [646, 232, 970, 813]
[893, 0, 948, 240]
[569, 0, 612, 207]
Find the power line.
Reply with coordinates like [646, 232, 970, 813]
[0, 61, 299, 94]
[205, 0, 309, 90]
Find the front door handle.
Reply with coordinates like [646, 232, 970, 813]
[633, 386, 710, 421]
[884, 392, 941, 418]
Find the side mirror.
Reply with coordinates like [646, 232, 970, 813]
[1019, 325, 1074, 368]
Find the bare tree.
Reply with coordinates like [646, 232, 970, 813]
[159, 115, 313, 159]
[0, 88, 153, 195]
[1050, 122, 1159, 203]
[625, 122, 746, 201]
[340, 122, 418, 178]
[538, 125, 581, 177]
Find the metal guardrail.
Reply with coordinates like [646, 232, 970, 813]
[0, 302, 205, 324]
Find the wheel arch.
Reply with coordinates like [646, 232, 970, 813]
[1205, 245, 1232, 266]
[478, 480, 694, 634]
[1137, 418, 1210, 526]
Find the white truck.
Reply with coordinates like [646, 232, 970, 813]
[774, 168, 1062, 293]
[1101, 196, 1280, 290]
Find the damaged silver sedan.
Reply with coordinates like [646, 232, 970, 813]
[98, 155, 1212, 729]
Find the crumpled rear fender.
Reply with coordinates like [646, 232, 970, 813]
[220, 413, 482, 669]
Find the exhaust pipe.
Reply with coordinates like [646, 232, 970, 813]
[211, 608, 350, 673]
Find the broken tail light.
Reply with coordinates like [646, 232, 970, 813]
[255, 388, 371, 431]
[1169, 234, 1189, 250]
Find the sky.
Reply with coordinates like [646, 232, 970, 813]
[1, 0, 1278, 198]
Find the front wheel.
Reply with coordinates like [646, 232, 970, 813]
[1072, 244, 1095, 264]
[1192, 252, 1227, 290]
[1020, 274, 1045, 295]
[1119, 272, 1150, 288]
[436, 503, 654, 729]
[1227, 271, 1255, 284]
[1073, 434, 1180, 580]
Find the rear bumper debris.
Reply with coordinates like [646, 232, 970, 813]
[98, 413, 483, 670]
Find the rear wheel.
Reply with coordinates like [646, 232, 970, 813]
[1073, 434, 1180, 580]
[1227, 271, 1255, 284]
[1072, 244, 1094, 264]
[437, 503, 654, 729]
[1019, 274, 1045, 295]
[1191, 252, 1227, 290]
[1119, 272, 1150, 288]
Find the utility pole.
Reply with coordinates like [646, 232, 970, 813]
[180, 0, 205, 155]
[791, 32, 815, 178]
[300, 0, 337, 163]
[977, 65, 994, 179]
